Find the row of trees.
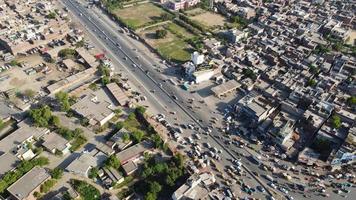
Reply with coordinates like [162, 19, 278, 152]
[135, 153, 186, 200]
[28, 105, 60, 128]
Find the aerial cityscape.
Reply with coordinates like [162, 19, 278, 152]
[0, 0, 354, 200]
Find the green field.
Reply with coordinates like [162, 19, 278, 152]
[113, 3, 169, 30]
[157, 39, 192, 63]
[140, 22, 195, 63]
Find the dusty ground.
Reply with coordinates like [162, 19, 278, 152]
[0, 54, 71, 93]
[347, 30, 356, 45]
[113, 3, 168, 29]
[190, 12, 228, 28]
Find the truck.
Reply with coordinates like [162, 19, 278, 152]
[168, 78, 178, 86]
[264, 174, 274, 182]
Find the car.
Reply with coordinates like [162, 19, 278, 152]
[256, 186, 266, 193]
[132, 64, 137, 68]
[172, 95, 178, 100]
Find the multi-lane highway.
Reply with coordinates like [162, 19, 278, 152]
[61, 0, 286, 199]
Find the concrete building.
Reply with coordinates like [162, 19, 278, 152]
[7, 167, 50, 200]
[211, 79, 241, 97]
[191, 51, 204, 65]
[41, 132, 71, 155]
[166, 0, 200, 11]
[106, 128, 132, 151]
[0, 0, 70, 55]
[66, 153, 99, 177]
[106, 82, 129, 106]
[0, 120, 49, 173]
[71, 93, 115, 126]
[236, 92, 277, 124]
[172, 172, 215, 200]
[116, 140, 153, 164]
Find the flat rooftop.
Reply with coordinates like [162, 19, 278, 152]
[7, 167, 50, 200]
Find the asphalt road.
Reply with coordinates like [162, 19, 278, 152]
[59, 0, 315, 199]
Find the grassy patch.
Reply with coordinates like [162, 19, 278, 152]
[140, 22, 195, 63]
[113, 3, 169, 29]
[114, 175, 134, 189]
[157, 39, 192, 63]
[166, 23, 194, 39]
[70, 179, 100, 200]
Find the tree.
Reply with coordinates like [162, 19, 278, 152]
[122, 132, 130, 142]
[308, 64, 318, 74]
[33, 157, 49, 166]
[347, 96, 356, 106]
[156, 29, 168, 39]
[0, 119, 4, 130]
[173, 153, 185, 169]
[58, 48, 76, 58]
[50, 168, 63, 179]
[105, 155, 120, 169]
[115, 121, 124, 130]
[160, 13, 172, 21]
[151, 134, 163, 149]
[127, 113, 136, 120]
[242, 68, 257, 80]
[331, 115, 342, 129]
[70, 179, 100, 200]
[114, 108, 122, 115]
[145, 192, 157, 200]
[55, 91, 71, 112]
[307, 79, 317, 87]
[50, 116, 61, 127]
[23, 89, 36, 99]
[131, 130, 144, 143]
[28, 105, 53, 127]
[89, 83, 98, 91]
[9, 59, 20, 66]
[99, 65, 111, 77]
[148, 181, 162, 195]
[88, 167, 99, 179]
[314, 44, 330, 55]
[135, 106, 146, 115]
[47, 12, 56, 19]
[101, 75, 110, 85]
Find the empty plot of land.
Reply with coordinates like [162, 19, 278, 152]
[347, 30, 356, 45]
[165, 23, 195, 39]
[113, 3, 168, 29]
[140, 23, 194, 62]
[191, 12, 228, 28]
[184, 8, 206, 16]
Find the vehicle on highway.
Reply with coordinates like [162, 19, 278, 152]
[132, 64, 137, 68]
[172, 95, 178, 100]
[168, 78, 178, 86]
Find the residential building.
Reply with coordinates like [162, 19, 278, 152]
[116, 140, 153, 164]
[71, 93, 115, 126]
[41, 132, 71, 155]
[7, 167, 50, 200]
[106, 128, 132, 151]
[172, 172, 215, 200]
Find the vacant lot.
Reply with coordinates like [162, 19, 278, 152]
[113, 3, 169, 30]
[347, 30, 356, 45]
[184, 8, 206, 16]
[190, 12, 228, 28]
[140, 22, 195, 63]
